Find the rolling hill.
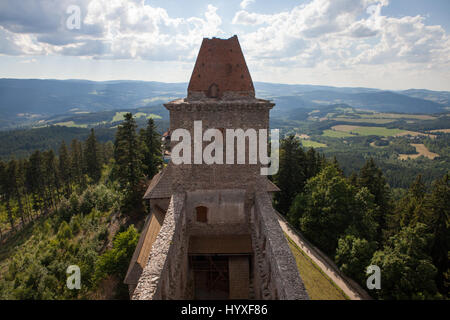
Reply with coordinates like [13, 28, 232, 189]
[0, 79, 448, 130]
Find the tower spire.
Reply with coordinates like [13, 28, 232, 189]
[187, 35, 255, 100]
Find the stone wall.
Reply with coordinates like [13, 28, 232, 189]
[251, 192, 309, 300]
[165, 99, 274, 193]
[185, 189, 250, 236]
[132, 193, 188, 300]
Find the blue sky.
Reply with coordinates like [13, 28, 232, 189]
[0, 0, 449, 90]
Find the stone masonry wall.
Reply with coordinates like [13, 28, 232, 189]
[165, 99, 274, 193]
[251, 192, 309, 300]
[185, 189, 250, 236]
[132, 193, 188, 300]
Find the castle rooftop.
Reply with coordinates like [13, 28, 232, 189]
[187, 35, 255, 100]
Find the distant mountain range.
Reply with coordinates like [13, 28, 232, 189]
[0, 79, 448, 130]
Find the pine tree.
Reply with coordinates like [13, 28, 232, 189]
[0, 160, 15, 232]
[21, 159, 34, 221]
[42, 150, 60, 210]
[305, 147, 323, 180]
[70, 139, 86, 190]
[371, 223, 438, 300]
[4, 160, 17, 231]
[0, 160, 6, 238]
[274, 135, 306, 215]
[426, 174, 449, 295]
[357, 158, 391, 242]
[114, 113, 145, 214]
[27, 151, 45, 214]
[59, 141, 72, 197]
[10, 160, 27, 227]
[84, 129, 102, 183]
[390, 175, 428, 232]
[140, 118, 162, 179]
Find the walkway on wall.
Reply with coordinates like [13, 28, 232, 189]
[276, 212, 372, 300]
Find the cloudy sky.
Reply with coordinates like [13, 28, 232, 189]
[0, 0, 449, 90]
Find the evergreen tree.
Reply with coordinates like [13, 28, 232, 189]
[288, 163, 378, 255]
[371, 223, 439, 300]
[140, 118, 162, 179]
[84, 129, 102, 183]
[70, 139, 86, 189]
[21, 159, 34, 221]
[274, 135, 306, 214]
[0, 161, 7, 236]
[114, 113, 145, 214]
[42, 150, 60, 210]
[9, 160, 27, 226]
[0, 161, 15, 232]
[58, 141, 72, 197]
[426, 174, 449, 295]
[27, 151, 45, 213]
[335, 235, 377, 284]
[388, 175, 428, 237]
[357, 158, 391, 242]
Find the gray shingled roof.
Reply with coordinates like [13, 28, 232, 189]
[143, 166, 280, 200]
[143, 166, 173, 199]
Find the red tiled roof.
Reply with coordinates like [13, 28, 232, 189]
[188, 35, 255, 99]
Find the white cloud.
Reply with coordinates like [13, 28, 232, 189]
[0, 0, 448, 90]
[233, 0, 450, 74]
[0, 0, 223, 61]
[240, 0, 255, 9]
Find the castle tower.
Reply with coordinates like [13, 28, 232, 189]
[125, 36, 309, 300]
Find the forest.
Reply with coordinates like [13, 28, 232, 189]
[0, 114, 448, 300]
[274, 136, 449, 299]
[0, 114, 161, 299]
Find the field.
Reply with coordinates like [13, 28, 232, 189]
[332, 125, 406, 137]
[399, 144, 440, 160]
[317, 110, 438, 125]
[356, 112, 437, 120]
[301, 140, 328, 148]
[395, 131, 436, 138]
[286, 235, 348, 300]
[322, 129, 356, 138]
[429, 129, 450, 133]
[332, 118, 396, 124]
[370, 141, 390, 148]
[54, 121, 88, 128]
[112, 112, 162, 122]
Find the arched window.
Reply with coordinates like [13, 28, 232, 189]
[208, 83, 219, 98]
[195, 206, 208, 223]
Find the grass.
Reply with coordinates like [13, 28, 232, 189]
[399, 144, 440, 160]
[322, 129, 356, 138]
[146, 114, 162, 120]
[112, 112, 128, 123]
[285, 234, 349, 300]
[332, 118, 396, 124]
[331, 125, 405, 137]
[358, 113, 436, 120]
[112, 112, 162, 123]
[429, 129, 450, 133]
[301, 140, 328, 148]
[54, 121, 88, 128]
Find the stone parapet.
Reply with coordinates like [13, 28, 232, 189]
[251, 192, 309, 300]
[132, 193, 188, 300]
[164, 99, 275, 112]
